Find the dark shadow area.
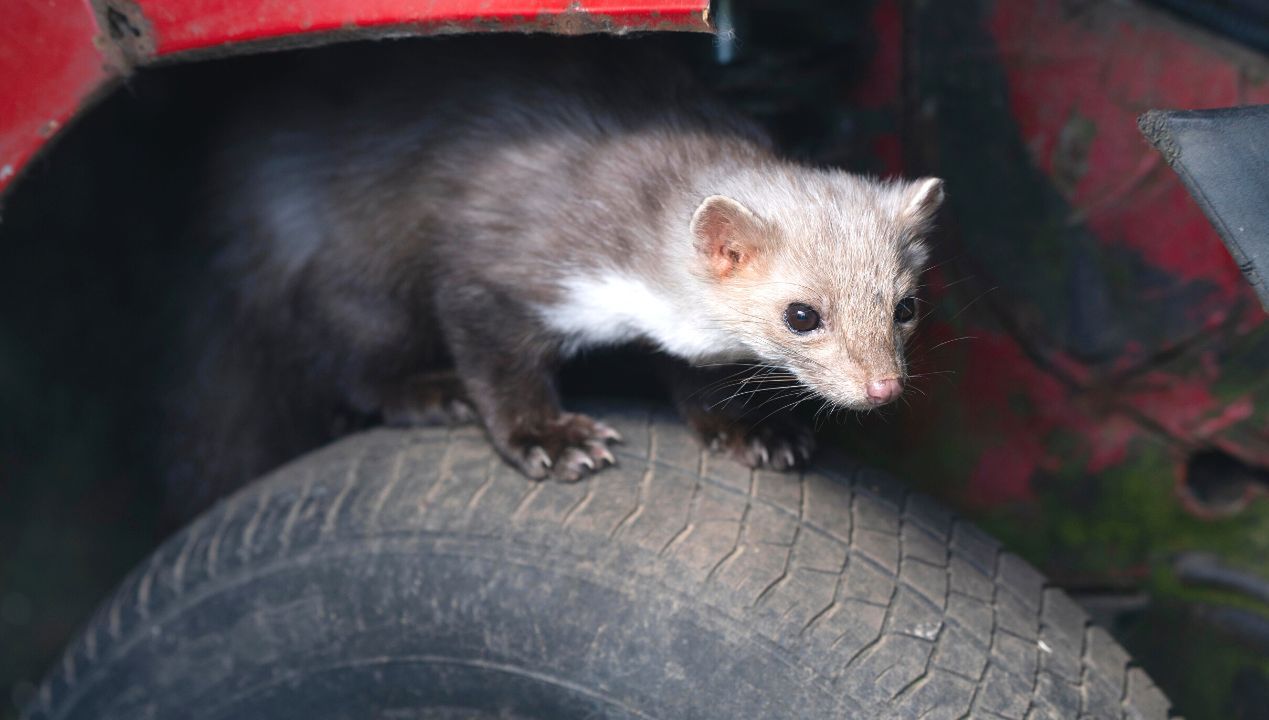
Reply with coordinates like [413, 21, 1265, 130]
[1185, 449, 1269, 515]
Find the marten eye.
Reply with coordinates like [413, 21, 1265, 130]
[784, 303, 821, 333]
[894, 296, 918, 324]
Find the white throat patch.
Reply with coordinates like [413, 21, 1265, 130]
[537, 272, 751, 362]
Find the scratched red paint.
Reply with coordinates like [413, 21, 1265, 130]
[137, 0, 711, 55]
[970, 440, 1046, 506]
[848, 1, 1269, 514]
[958, 329, 1266, 505]
[0, 0, 709, 198]
[1084, 415, 1138, 474]
[927, 298, 1261, 503]
[987, 2, 1259, 310]
[955, 329, 1256, 501]
[0, 0, 109, 196]
[1194, 397, 1255, 438]
[1111, 340, 1147, 374]
[897, 0, 1269, 512]
[955, 331, 1072, 504]
[1124, 372, 1220, 439]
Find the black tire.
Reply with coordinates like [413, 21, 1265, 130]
[27, 404, 1172, 719]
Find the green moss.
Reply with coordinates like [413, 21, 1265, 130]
[946, 438, 1269, 718]
[1117, 601, 1269, 719]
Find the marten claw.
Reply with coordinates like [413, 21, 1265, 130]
[506, 412, 621, 482]
[523, 446, 553, 479]
[690, 416, 815, 472]
[752, 441, 771, 466]
[588, 442, 617, 467]
[553, 448, 596, 483]
[780, 448, 798, 469]
[593, 422, 623, 443]
[445, 399, 477, 424]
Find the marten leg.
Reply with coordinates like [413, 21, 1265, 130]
[379, 370, 477, 427]
[435, 284, 620, 482]
[659, 358, 815, 471]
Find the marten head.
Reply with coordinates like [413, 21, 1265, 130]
[690, 172, 943, 410]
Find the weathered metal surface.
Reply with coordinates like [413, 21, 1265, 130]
[130, 0, 711, 58]
[0, 0, 112, 199]
[0, 0, 711, 198]
[894, 0, 1269, 510]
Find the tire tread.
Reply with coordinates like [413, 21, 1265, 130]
[28, 406, 1173, 720]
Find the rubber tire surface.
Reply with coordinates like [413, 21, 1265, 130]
[27, 404, 1172, 720]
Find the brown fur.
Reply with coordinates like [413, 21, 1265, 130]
[171, 37, 941, 508]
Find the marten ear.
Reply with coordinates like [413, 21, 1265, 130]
[691, 195, 765, 278]
[902, 177, 945, 227]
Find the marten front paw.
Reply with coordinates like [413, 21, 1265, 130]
[506, 412, 623, 482]
[692, 414, 815, 471]
[380, 372, 477, 427]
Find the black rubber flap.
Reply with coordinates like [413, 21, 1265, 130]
[1139, 106, 1269, 312]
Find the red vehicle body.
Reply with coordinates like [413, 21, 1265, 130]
[0, 0, 711, 196]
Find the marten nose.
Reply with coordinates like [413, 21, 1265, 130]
[865, 378, 903, 406]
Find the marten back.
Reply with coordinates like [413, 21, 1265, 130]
[166, 37, 771, 515]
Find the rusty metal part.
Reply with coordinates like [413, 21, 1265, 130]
[1190, 602, 1269, 656]
[1181, 449, 1269, 517]
[1176, 552, 1269, 606]
[898, 0, 1269, 514]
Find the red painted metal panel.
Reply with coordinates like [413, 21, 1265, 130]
[878, 0, 1269, 516]
[0, 0, 710, 198]
[136, 1, 711, 56]
[988, 2, 1255, 307]
[966, 2, 1269, 501]
[0, 0, 111, 197]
